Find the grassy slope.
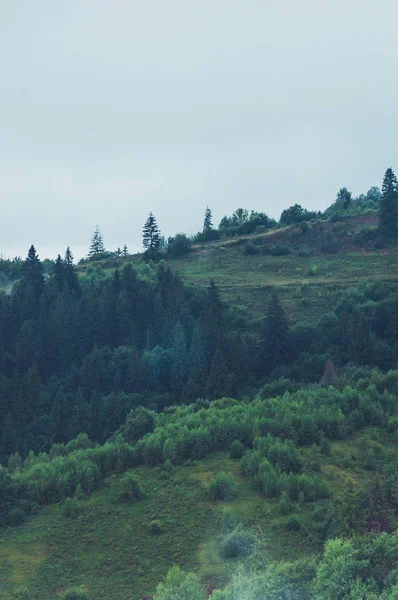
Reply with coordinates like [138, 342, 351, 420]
[167, 214, 398, 323]
[1, 430, 395, 600]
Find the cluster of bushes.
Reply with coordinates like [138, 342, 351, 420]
[240, 445, 330, 501]
[243, 241, 292, 256]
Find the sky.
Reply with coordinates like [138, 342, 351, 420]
[0, 0, 397, 260]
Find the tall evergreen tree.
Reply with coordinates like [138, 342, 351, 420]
[53, 254, 65, 291]
[89, 226, 105, 258]
[207, 349, 230, 400]
[258, 291, 290, 374]
[171, 321, 189, 396]
[142, 212, 161, 259]
[122, 244, 129, 257]
[24, 245, 44, 298]
[64, 247, 80, 294]
[380, 168, 398, 237]
[203, 206, 213, 231]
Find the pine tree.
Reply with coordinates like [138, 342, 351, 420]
[0, 413, 17, 457]
[171, 321, 189, 396]
[53, 254, 65, 291]
[207, 349, 230, 400]
[64, 247, 80, 294]
[24, 245, 44, 298]
[203, 206, 213, 231]
[122, 245, 129, 257]
[380, 168, 398, 237]
[258, 291, 290, 374]
[89, 226, 105, 258]
[142, 212, 161, 259]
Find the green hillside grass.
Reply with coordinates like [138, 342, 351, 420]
[1, 429, 395, 600]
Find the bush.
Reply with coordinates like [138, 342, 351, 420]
[229, 440, 245, 459]
[61, 588, 88, 600]
[221, 510, 238, 533]
[7, 507, 26, 525]
[61, 498, 83, 519]
[167, 234, 192, 257]
[279, 491, 294, 515]
[270, 242, 292, 256]
[148, 519, 165, 535]
[286, 517, 301, 531]
[298, 246, 310, 256]
[117, 473, 143, 503]
[243, 242, 260, 255]
[219, 524, 255, 558]
[209, 472, 236, 501]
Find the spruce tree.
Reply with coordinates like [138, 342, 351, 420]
[89, 226, 105, 258]
[53, 254, 65, 291]
[207, 349, 230, 400]
[24, 245, 44, 298]
[258, 291, 289, 374]
[64, 247, 80, 294]
[380, 168, 398, 237]
[203, 206, 213, 231]
[122, 244, 129, 257]
[142, 212, 161, 259]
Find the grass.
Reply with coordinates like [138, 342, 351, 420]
[1, 429, 395, 600]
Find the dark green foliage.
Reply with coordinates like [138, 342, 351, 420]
[61, 588, 88, 600]
[167, 234, 192, 257]
[88, 226, 105, 258]
[148, 518, 165, 535]
[219, 524, 255, 558]
[229, 440, 245, 459]
[203, 206, 213, 231]
[243, 241, 260, 255]
[258, 292, 290, 374]
[219, 209, 274, 236]
[61, 497, 83, 518]
[143, 212, 161, 259]
[209, 472, 235, 501]
[117, 472, 143, 502]
[119, 407, 156, 444]
[280, 204, 317, 226]
[380, 168, 398, 238]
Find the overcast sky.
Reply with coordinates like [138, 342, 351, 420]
[0, 1, 397, 260]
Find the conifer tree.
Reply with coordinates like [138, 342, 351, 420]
[89, 226, 105, 258]
[203, 206, 213, 231]
[24, 245, 44, 298]
[64, 247, 80, 294]
[53, 254, 65, 291]
[258, 291, 289, 373]
[207, 349, 230, 400]
[171, 321, 189, 395]
[380, 168, 398, 237]
[0, 413, 17, 457]
[122, 244, 129, 257]
[142, 212, 161, 259]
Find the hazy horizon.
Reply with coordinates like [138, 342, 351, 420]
[1, 0, 397, 260]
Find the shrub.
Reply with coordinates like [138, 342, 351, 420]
[243, 242, 260, 255]
[167, 234, 192, 257]
[148, 519, 165, 535]
[286, 517, 301, 531]
[61, 588, 88, 600]
[209, 472, 235, 501]
[7, 507, 26, 525]
[221, 510, 238, 533]
[219, 524, 255, 558]
[279, 491, 294, 515]
[298, 246, 310, 256]
[61, 498, 83, 519]
[117, 473, 143, 503]
[271, 242, 292, 256]
[229, 440, 245, 459]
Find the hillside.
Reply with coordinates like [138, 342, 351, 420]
[1, 210, 398, 600]
[2, 370, 398, 599]
[167, 212, 398, 323]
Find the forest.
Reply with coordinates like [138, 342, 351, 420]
[0, 168, 398, 599]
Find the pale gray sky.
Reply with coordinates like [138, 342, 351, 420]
[0, 0, 397, 260]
